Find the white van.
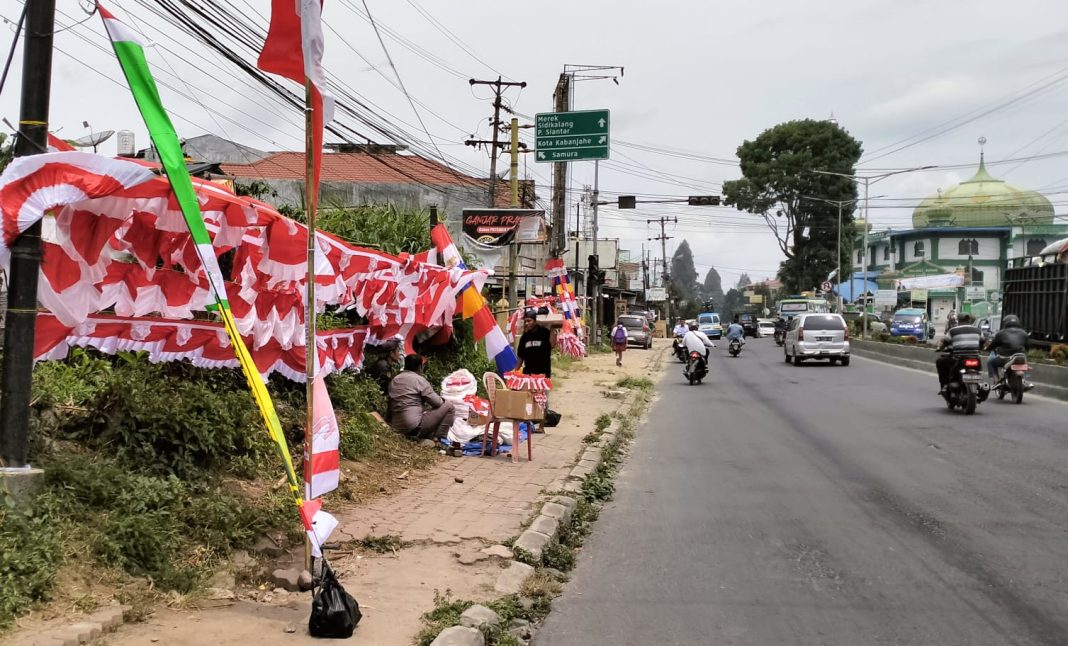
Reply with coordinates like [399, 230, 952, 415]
[784, 313, 850, 366]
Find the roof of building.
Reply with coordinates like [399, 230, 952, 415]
[220, 151, 485, 186]
[912, 154, 1054, 228]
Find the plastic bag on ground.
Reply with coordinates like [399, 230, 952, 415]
[308, 562, 361, 638]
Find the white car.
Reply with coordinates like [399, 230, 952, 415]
[757, 319, 776, 338]
[784, 313, 851, 366]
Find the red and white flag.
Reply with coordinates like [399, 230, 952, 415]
[299, 497, 338, 558]
[46, 133, 75, 152]
[305, 371, 341, 499]
[257, 0, 335, 189]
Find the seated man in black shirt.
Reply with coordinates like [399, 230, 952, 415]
[515, 308, 558, 378]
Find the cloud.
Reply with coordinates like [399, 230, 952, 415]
[863, 76, 987, 124]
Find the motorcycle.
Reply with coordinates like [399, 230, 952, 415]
[773, 329, 785, 346]
[992, 352, 1031, 404]
[728, 338, 742, 357]
[672, 336, 687, 363]
[684, 351, 708, 385]
[941, 354, 990, 415]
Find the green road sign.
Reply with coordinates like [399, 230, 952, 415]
[534, 109, 610, 162]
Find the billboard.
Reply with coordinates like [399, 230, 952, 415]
[461, 209, 545, 247]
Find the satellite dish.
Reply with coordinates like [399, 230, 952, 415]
[70, 130, 115, 148]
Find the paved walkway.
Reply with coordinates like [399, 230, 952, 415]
[86, 341, 668, 646]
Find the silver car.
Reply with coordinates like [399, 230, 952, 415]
[784, 313, 850, 366]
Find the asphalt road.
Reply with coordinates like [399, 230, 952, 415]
[536, 338, 1068, 646]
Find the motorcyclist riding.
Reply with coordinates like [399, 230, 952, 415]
[987, 314, 1029, 379]
[672, 319, 689, 338]
[683, 323, 715, 361]
[935, 313, 981, 394]
[725, 316, 746, 345]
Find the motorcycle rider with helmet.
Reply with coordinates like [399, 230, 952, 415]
[682, 323, 715, 373]
[987, 314, 1030, 379]
[935, 313, 981, 394]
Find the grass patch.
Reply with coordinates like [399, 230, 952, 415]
[615, 376, 654, 391]
[582, 413, 613, 445]
[350, 534, 409, 554]
[416, 587, 554, 646]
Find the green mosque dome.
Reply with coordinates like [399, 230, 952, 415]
[912, 155, 1054, 228]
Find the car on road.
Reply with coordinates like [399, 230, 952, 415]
[737, 312, 759, 338]
[784, 313, 850, 366]
[618, 314, 653, 349]
[628, 308, 656, 325]
[757, 319, 776, 338]
[889, 308, 934, 342]
[697, 312, 722, 339]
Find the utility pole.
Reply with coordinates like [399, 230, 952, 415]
[550, 73, 570, 257]
[590, 161, 601, 343]
[648, 216, 677, 323]
[1, 0, 56, 471]
[466, 77, 526, 208]
[466, 77, 526, 308]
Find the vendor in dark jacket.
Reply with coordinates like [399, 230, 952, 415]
[987, 314, 1029, 378]
[515, 308, 558, 377]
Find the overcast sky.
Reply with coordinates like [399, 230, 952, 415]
[3, 0, 1068, 285]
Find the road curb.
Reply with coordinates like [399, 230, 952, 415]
[494, 384, 641, 595]
[7, 605, 132, 646]
[852, 340, 1068, 401]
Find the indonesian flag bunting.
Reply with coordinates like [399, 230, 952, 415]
[99, 2, 305, 513]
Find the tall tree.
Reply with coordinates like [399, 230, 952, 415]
[736, 273, 752, 289]
[703, 266, 725, 310]
[722, 288, 746, 321]
[722, 119, 863, 293]
[669, 240, 698, 301]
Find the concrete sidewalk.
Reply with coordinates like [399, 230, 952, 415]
[88, 341, 667, 646]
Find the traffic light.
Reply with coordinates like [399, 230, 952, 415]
[618, 195, 636, 209]
[588, 255, 606, 285]
[688, 195, 721, 206]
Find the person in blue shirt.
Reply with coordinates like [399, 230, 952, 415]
[725, 316, 746, 345]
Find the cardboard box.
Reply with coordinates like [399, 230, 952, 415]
[537, 313, 565, 328]
[492, 389, 545, 421]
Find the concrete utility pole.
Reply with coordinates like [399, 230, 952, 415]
[1, 0, 56, 472]
[550, 73, 570, 257]
[648, 216, 677, 323]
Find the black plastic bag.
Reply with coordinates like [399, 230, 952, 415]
[309, 562, 361, 638]
[543, 408, 562, 427]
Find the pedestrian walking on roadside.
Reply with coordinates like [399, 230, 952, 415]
[611, 319, 628, 366]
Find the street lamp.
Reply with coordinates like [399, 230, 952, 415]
[800, 194, 886, 314]
[811, 166, 936, 338]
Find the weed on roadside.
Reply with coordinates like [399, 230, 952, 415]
[582, 413, 613, 444]
[350, 534, 409, 554]
[615, 376, 654, 391]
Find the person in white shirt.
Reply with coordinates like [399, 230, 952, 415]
[683, 324, 715, 357]
[672, 319, 688, 338]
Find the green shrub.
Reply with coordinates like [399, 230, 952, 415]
[31, 348, 113, 409]
[83, 362, 270, 479]
[0, 493, 62, 628]
[42, 454, 295, 592]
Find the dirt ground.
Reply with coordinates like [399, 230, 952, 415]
[11, 340, 667, 646]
